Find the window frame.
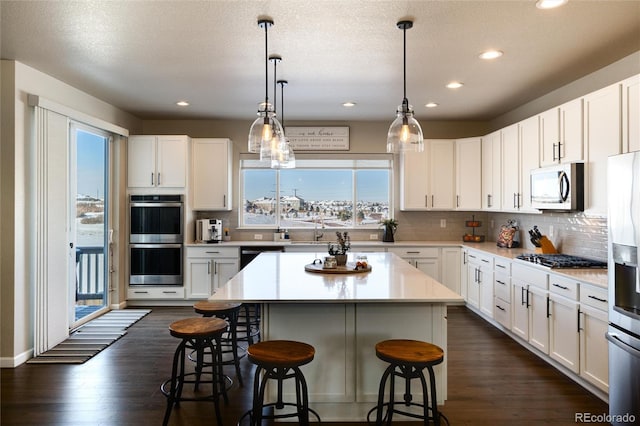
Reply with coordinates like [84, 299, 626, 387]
[239, 153, 394, 230]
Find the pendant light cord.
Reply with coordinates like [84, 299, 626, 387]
[403, 24, 407, 105]
[264, 22, 269, 105]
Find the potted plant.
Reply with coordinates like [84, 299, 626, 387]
[380, 218, 398, 242]
[328, 231, 350, 265]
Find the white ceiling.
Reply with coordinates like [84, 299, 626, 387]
[1, 1, 639, 122]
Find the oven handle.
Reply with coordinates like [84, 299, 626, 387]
[130, 243, 183, 249]
[130, 202, 183, 208]
[606, 331, 640, 358]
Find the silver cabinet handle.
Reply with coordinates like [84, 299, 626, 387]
[157, 173, 161, 185]
[207, 260, 211, 275]
[588, 295, 607, 303]
[151, 173, 154, 185]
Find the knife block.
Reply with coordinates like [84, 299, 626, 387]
[534, 236, 558, 254]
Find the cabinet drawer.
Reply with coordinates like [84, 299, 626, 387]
[186, 246, 239, 258]
[467, 250, 493, 267]
[494, 257, 511, 274]
[580, 284, 608, 311]
[388, 247, 439, 258]
[512, 263, 548, 289]
[494, 297, 511, 329]
[494, 272, 511, 302]
[549, 274, 579, 300]
[128, 287, 185, 299]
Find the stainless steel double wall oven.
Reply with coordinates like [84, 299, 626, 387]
[129, 194, 183, 285]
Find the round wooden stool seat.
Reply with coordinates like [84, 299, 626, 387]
[247, 340, 315, 367]
[369, 339, 445, 425]
[375, 339, 444, 366]
[193, 301, 242, 316]
[240, 339, 320, 425]
[168, 317, 228, 340]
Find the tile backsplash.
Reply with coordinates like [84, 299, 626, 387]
[197, 210, 608, 261]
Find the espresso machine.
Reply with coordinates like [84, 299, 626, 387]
[196, 219, 223, 243]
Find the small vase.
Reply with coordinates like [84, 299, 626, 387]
[382, 225, 395, 243]
[335, 254, 347, 266]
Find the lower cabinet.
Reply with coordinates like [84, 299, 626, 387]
[388, 247, 440, 280]
[466, 250, 493, 318]
[127, 286, 185, 300]
[579, 284, 609, 393]
[511, 263, 549, 354]
[185, 246, 239, 299]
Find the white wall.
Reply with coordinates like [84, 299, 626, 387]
[0, 60, 141, 367]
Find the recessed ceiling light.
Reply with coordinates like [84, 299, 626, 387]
[479, 49, 504, 60]
[342, 101, 356, 107]
[425, 102, 439, 108]
[176, 101, 189, 106]
[536, 0, 568, 9]
[446, 81, 464, 89]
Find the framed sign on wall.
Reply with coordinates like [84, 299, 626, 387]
[286, 127, 350, 151]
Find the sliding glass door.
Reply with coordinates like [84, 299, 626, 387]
[69, 123, 111, 327]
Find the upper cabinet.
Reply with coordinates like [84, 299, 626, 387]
[501, 117, 540, 213]
[622, 74, 639, 153]
[481, 131, 501, 211]
[191, 138, 232, 211]
[400, 139, 455, 211]
[584, 83, 622, 216]
[540, 98, 583, 166]
[455, 137, 482, 210]
[128, 135, 188, 188]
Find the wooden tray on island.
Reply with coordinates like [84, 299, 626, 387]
[304, 262, 372, 274]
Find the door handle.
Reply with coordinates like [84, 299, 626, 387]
[151, 172, 154, 185]
[157, 173, 161, 185]
[546, 296, 551, 318]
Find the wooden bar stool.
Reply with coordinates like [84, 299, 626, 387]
[161, 317, 228, 426]
[193, 301, 244, 387]
[368, 339, 444, 426]
[239, 340, 321, 425]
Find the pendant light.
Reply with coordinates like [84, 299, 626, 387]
[273, 79, 296, 169]
[260, 54, 283, 162]
[248, 19, 285, 156]
[386, 20, 424, 153]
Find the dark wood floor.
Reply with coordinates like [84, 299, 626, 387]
[1, 306, 608, 425]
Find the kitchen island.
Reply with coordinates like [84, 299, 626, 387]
[209, 251, 463, 422]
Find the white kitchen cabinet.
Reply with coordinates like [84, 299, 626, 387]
[502, 117, 540, 213]
[455, 137, 482, 210]
[191, 138, 232, 211]
[584, 83, 622, 216]
[185, 246, 239, 299]
[466, 250, 493, 318]
[549, 276, 580, 374]
[440, 247, 461, 295]
[388, 247, 440, 280]
[579, 284, 609, 393]
[518, 115, 541, 212]
[481, 131, 502, 210]
[622, 74, 640, 153]
[128, 135, 188, 188]
[399, 139, 455, 210]
[511, 263, 548, 352]
[460, 248, 469, 301]
[127, 286, 185, 300]
[539, 98, 583, 166]
[493, 257, 511, 329]
[501, 123, 520, 211]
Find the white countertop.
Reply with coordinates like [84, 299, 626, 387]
[209, 251, 464, 304]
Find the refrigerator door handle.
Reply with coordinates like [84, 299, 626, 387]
[606, 331, 640, 358]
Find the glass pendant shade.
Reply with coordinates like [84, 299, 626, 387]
[248, 103, 285, 158]
[387, 103, 424, 152]
[272, 137, 296, 169]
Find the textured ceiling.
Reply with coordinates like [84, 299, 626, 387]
[1, 0, 639, 121]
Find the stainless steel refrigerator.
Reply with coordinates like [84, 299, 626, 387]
[607, 151, 640, 425]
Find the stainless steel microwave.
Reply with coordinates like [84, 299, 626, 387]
[530, 162, 584, 211]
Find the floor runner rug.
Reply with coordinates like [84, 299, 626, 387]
[27, 309, 151, 364]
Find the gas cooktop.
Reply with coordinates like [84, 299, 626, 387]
[516, 253, 607, 269]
